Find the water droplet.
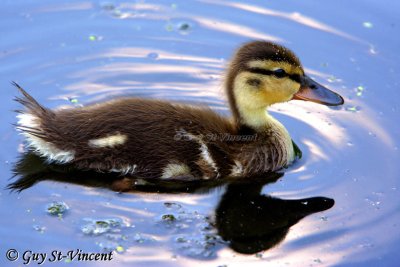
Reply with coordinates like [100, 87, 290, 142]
[176, 237, 186, 243]
[33, 225, 46, 233]
[347, 141, 354, 146]
[178, 22, 192, 34]
[314, 258, 322, 263]
[165, 23, 174, 32]
[162, 214, 176, 222]
[369, 45, 378, 55]
[358, 242, 374, 248]
[46, 201, 69, 216]
[110, 9, 131, 19]
[81, 218, 126, 235]
[116, 245, 124, 253]
[98, 241, 119, 252]
[100, 2, 115, 11]
[327, 76, 337, 83]
[346, 106, 361, 112]
[147, 52, 159, 60]
[255, 252, 263, 258]
[134, 233, 145, 243]
[320, 216, 328, 221]
[363, 22, 373, 28]
[88, 34, 103, 41]
[164, 202, 181, 208]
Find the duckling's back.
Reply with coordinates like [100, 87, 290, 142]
[14, 83, 238, 181]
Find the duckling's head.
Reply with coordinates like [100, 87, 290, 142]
[226, 41, 343, 127]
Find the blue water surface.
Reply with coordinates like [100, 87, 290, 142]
[1, 0, 399, 266]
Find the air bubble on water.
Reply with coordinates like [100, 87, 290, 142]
[313, 258, 322, 264]
[327, 76, 337, 83]
[346, 106, 361, 112]
[88, 34, 103, 41]
[147, 52, 159, 60]
[46, 201, 69, 216]
[33, 225, 46, 233]
[101, 2, 115, 11]
[255, 252, 263, 258]
[165, 23, 174, 32]
[320, 216, 328, 221]
[369, 45, 378, 55]
[81, 218, 128, 235]
[362, 22, 373, 28]
[162, 214, 176, 222]
[178, 22, 192, 34]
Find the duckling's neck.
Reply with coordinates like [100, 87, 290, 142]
[238, 107, 272, 130]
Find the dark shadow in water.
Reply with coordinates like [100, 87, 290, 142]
[216, 182, 334, 254]
[8, 152, 334, 255]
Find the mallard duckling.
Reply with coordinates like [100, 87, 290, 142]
[14, 41, 343, 183]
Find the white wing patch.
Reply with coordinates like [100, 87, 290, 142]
[161, 163, 191, 179]
[230, 160, 243, 177]
[89, 133, 128, 148]
[110, 165, 137, 175]
[177, 129, 219, 179]
[17, 113, 75, 163]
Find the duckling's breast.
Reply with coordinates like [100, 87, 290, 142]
[232, 122, 294, 176]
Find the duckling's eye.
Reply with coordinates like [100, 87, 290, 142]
[273, 68, 287, 78]
[246, 78, 261, 87]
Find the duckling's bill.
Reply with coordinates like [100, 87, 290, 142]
[293, 75, 344, 106]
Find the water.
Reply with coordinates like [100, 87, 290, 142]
[1, 0, 399, 266]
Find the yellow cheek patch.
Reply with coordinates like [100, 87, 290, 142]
[262, 77, 300, 104]
[234, 72, 268, 109]
[234, 70, 301, 110]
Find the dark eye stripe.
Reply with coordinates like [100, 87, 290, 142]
[247, 67, 275, 76]
[246, 67, 301, 84]
[289, 74, 302, 84]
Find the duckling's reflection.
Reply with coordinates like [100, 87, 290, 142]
[216, 182, 334, 254]
[9, 152, 334, 255]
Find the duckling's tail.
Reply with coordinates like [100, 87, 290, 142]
[13, 82, 48, 116]
[13, 82, 74, 164]
[13, 81, 52, 138]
